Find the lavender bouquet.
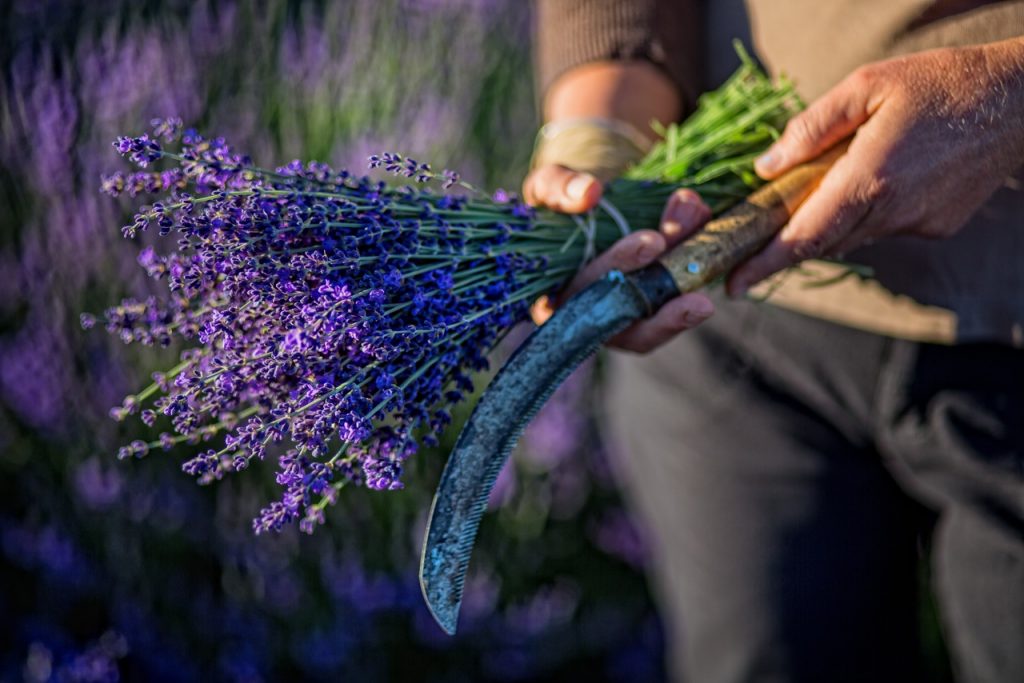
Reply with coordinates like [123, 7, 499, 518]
[89, 54, 798, 534]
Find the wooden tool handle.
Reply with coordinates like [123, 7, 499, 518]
[658, 139, 849, 293]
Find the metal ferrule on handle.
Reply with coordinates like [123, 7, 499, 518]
[627, 140, 850, 312]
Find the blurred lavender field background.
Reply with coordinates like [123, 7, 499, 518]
[0, 1, 665, 680]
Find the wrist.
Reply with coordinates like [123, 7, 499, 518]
[531, 118, 649, 181]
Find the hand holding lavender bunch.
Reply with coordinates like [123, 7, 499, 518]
[89, 54, 799, 535]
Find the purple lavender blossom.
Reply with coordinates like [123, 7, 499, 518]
[114, 133, 162, 166]
[91, 121, 653, 535]
[21, 632, 127, 683]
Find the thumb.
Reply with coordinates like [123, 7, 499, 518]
[522, 164, 603, 213]
[755, 67, 878, 179]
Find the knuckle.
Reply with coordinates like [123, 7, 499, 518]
[661, 307, 695, 332]
[847, 64, 878, 90]
[864, 172, 894, 203]
[678, 308, 709, 329]
[855, 169, 897, 211]
[536, 164, 567, 185]
[785, 217, 840, 259]
[791, 235, 828, 260]
[670, 317, 694, 334]
[525, 174, 558, 207]
[785, 114, 820, 148]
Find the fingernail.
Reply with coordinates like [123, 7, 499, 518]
[662, 220, 682, 240]
[679, 298, 714, 327]
[755, 150, 779, 175]
[566, 175, 593, 201]
[692, 298, 714, 317]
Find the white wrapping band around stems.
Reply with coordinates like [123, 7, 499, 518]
[566, 197, 633, 268]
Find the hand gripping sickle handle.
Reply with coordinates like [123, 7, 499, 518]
[627, 139, 850, 311]
[419, 140, 849, 636]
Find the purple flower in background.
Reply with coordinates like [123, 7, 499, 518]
[522, 360, 593, 470]
[21, 631, 127, 683]
[278, 12, 330, 94]
[487, 458, 518, 509]
[73, 457, 124, 509]
[589, 509, 650, 570]
[501, 579, 581, 638]
[0, 314, 73, 429]
[0, 0, 672, 679]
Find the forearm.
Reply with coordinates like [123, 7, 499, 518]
[534, 0, 701, 132]
[979, 36, 1024, 164]
[543, 60, 682, 140]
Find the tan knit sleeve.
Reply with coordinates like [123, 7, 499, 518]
[534, 0, 703, 110]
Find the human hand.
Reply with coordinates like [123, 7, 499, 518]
[728, 38, 1024, 297]
[523, 163, 715, 353]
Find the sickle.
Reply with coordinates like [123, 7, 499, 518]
[419, 141, 849, 635]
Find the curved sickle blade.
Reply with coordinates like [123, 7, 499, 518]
[418, 142, 848, 634]
[419, 272, 651, 634]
